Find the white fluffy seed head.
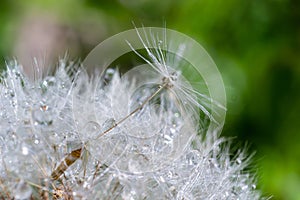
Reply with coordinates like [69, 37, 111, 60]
[0, 27, 265, 199]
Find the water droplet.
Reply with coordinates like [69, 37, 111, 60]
[154, 136, 173, 154]
[13, 180, 32, 200]
[80, 121, 101, 140]
[103, 68, 115, 84]
[60, 81, 66, 89]
[83, 181, 90, 189]
[32, 105, 53, 126]
[209, 158, 220, 170]
[169, 186, 176, 195]
[4, 89, 15, 98]
[170, 71, 178, 82]
[131, 144, 138, 152]
[142, 144, 150, 153]
[163, 134, 173, 144]
[40, 104, 48, 111]
[170, 127, 176, 134]
[236, 157, 242, 165]
[5, 129, 18, 150]
[41, 76, 56, 93]
[241, 185, 248, 190]
[186, 151, 198, 166]
[21, 146, 29, 155]
[224, 191, 229, 197]
[102, 118, 116, 132]
[11, 100, 17, 107]
[14, 70, 21, 78]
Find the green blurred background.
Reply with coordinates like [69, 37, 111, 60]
[0, 0, 299, 199]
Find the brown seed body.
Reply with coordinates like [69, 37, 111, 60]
[51, 148, 82, 180]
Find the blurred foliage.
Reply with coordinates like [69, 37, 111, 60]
[0, 0, 299, 199]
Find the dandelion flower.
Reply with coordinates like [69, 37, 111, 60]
[0, 27, 265, 199]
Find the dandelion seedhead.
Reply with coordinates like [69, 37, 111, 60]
[0, 27, 265, 199]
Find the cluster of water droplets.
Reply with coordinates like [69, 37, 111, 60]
[0, 59, 264, 199]
[0, 62, 78, 199]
